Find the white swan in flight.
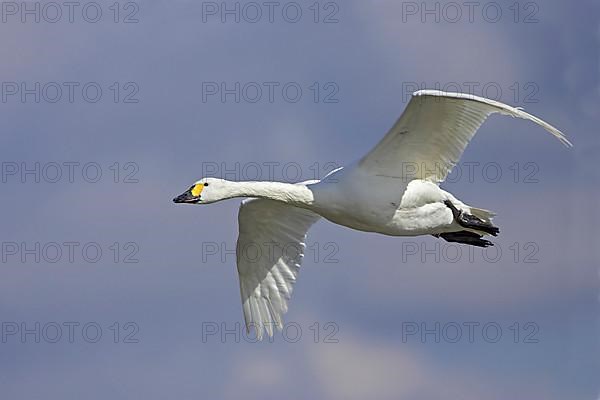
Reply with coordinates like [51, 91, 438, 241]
[174, 90, 571, 339]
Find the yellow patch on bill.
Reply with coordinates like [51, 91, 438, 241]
[191, 184, 204, 197]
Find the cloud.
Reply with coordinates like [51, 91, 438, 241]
[306, 335, 560, 400]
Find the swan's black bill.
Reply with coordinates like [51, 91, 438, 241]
[173, 190, 199, 204]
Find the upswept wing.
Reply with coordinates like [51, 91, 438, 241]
[359, 90, 571, 183]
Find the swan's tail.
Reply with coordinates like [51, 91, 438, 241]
[468, 206, 496, 225]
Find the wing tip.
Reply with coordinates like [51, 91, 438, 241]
[245, 321, 283, 341]
[558, 135, 574, 148]
[510, 107, 574, 148]
[243, 296, 286, 341]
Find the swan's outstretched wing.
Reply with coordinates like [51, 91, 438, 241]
[236, 198, 320, 340]
[359, 90, 572, 183]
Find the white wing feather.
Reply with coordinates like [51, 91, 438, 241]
[359, 90, 572, 183]
[236, 198, 320, 340]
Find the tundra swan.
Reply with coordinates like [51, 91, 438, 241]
[173, 90, 571, 339]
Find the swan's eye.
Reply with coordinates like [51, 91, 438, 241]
[204, 183, 209, 187]
[191, 184, 204, 197]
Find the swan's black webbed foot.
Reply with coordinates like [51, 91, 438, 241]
[433, 231, 494, 248]
[443, 200, 499, 236]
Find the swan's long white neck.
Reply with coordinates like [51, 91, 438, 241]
[221, 181, 315, 207]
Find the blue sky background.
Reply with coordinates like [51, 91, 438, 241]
[0, 1, 598, 399]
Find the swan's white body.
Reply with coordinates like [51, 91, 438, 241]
[309, 167, 465, 236]
[174, 90, 571, 339]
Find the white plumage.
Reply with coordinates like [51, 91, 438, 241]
[174, 90, 571, 340]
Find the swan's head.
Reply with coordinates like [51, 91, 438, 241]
[172, 178, 232, 205]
